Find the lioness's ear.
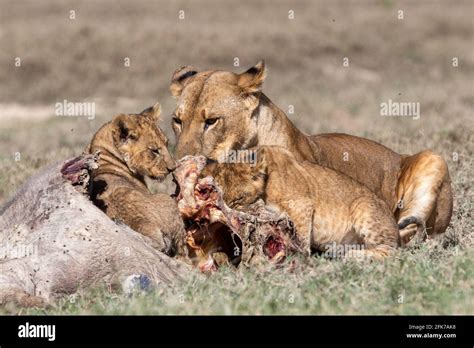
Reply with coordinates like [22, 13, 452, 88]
[140, 102, 162, 122]
[238, 60, 266, 95]
[170, 66, 198, 97]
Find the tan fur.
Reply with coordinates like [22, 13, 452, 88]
[87, 103, 184, 254]
[170, 61, 453, 242]
[202, 146, 400, 260]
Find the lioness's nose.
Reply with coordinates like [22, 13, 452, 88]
[175, 140, 200, 159]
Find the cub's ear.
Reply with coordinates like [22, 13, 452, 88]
[112, 114, 136, 146]
[201, 157, 218, 177]
[170, 66, 198, 97]
[253, 147, 268, 178]
[140, 102, 162, 122]
[238, 60, 266, 95]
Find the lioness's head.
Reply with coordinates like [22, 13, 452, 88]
[110, 103, 176, 181]
[170, 60, 267, 160]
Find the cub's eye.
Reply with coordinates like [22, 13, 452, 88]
[150, 148, 160, 156]
[204, 117, 219, 130]
[173, 117, 182, 126]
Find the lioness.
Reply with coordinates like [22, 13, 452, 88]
[202, 146, 400, 260]
[87, 103, 184, 254]
[169, 61, 453, 244]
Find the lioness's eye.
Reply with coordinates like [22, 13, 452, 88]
[173, 117, 182, 126]
[150, 148, 160, 156]
[204, 117, 219, 130]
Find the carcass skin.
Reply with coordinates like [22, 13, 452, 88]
[174, 156, 301, 272]
[0, 154, 190, 307]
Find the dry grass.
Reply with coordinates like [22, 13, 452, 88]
[0, 0, 472, 314]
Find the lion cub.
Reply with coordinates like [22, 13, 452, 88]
[87, 103, 184, 255]
[202, 146, 400, 260]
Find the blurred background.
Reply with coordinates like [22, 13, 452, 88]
[0, 0, 472, 205]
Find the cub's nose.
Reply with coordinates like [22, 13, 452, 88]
[166, 160, 177, 172]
